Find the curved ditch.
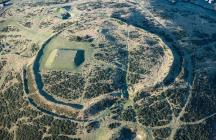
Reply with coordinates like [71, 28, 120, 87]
[32, 32, 84, 110]
[23, 66, 89, 122]
[111, 13, 182, 87]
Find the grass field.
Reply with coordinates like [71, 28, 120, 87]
[45, 48, 85, 70]
[40, 35, 94, 72]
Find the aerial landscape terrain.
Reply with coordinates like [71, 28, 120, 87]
[0, 0, 216, 139]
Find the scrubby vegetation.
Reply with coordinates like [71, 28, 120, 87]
[43, 71, 85, 100]
[1, 0, 216, 139]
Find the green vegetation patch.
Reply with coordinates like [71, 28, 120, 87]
[45, 48, 78, 70]
[41, 36, 94, 72]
